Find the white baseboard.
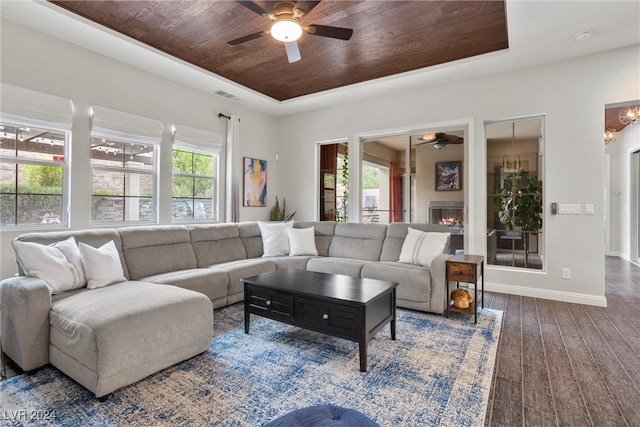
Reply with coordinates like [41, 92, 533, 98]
[481, 282, 608, 307]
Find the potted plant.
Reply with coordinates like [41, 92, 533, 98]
[269, 196, 296, 221]
[492, 171, 542, 268]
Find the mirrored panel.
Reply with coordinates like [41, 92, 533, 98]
[486, 117, 544, 270]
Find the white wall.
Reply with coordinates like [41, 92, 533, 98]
[275, 45, 640, 306]
[607, 123, 640, 263]
[0, 19, 279, 279]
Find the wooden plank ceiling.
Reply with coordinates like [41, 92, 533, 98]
[50, 0, 508, 101]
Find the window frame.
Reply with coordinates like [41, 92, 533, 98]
[171, 145, 219, 223]
[89, 131, 158, 225]
[0, 116, 70, 229]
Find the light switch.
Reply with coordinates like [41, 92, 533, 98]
[585, 204, 595, 215]
[558, 204, 581, 215]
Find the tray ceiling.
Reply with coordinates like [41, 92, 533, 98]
[49, 1, 508, 101]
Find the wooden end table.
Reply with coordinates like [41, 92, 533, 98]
[445, 254, 484, 324]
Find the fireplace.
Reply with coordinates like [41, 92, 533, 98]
[427, 201, 464, 226]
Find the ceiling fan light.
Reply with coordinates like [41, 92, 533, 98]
[433, 141, 446, 149]
[271, 19, 302, 42]
[422, 133, 436, 142]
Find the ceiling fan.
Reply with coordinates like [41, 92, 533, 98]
[227, 1, 354, 63]
[415, 132, 464, 149]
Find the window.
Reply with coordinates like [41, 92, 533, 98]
[90, 136, 155, 222]
[0, 121, 68, 226]
[90, 105, 162, 224]
[172, 124, 223, 222]
[172, 148, 216, 221]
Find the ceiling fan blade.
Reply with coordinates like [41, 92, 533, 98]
[284, 41, 301, 63]
[306, 24, 353, 40]
[227, 31, 267, 45]
[294, 1, 321, 16]
[237, 1, 271, 18]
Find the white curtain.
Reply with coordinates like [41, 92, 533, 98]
[225, 115, 240, 222]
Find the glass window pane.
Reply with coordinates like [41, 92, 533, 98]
[91, 137, 153, 171]
[193, 177, 213, 198]
[173, 176, 193, 198]
[193, 152, 213, 175]
[124, 196, 154, 222]
[197, 199, 214, 220]
[92, 195, 123, 222]
[125, 172, 153, 197]
[0, 163, 17, 192]
[0, 124, 18, 154]
[16, 126, 65, 160]
[92, 170, 124, 196]
[18, 164, 63, 194]
[17, 194, 63, 225]
[172, 198, 194, 219]
[173, 150, 193, 174]
[0, 193, 16, 225]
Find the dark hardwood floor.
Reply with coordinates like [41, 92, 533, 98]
[485, 256, 640, 426]
[3, 257, 639, 426]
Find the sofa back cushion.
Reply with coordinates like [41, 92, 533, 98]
[238, 222, 264, 259]
[14, 229, 129, 279]
[294, 221, 336, 257]
[380, 223, 450, 262]
[119, 226, 196, 279]
[328, 223, 387, 261]
[188, 223, 247, 266]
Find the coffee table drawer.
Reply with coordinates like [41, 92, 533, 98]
[246, 286, 294, 323]
[296, 297, 359, 340]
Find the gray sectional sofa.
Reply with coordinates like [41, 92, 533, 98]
[0, 221, 451, 397]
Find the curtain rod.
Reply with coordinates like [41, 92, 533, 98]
[218, 113, 230, 120]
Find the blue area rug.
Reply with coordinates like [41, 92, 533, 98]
[1, 304, 502, 426]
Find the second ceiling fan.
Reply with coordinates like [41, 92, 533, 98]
[227, 1, 354, 63]
[415, 132, 464, 149]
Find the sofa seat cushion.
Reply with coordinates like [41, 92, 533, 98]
[139, 268, 229, 308]
[267, 255, 313, 271]
[361, 262, 432, 309]
[306, 257, 370, 277]
[49, 281, 213, 397]
[207, 258, 276, 304]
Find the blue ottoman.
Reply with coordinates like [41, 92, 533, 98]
[264, 405, 380, 427]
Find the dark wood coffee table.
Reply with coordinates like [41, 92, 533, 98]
[242, 269, 397, 372]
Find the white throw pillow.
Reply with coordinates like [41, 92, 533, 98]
[258, 221, 293, 257]
[287, 227, 319, 256]
[398, 227, 450, 267]
[12, 236, 86, 294]
[78, 240, 127, 289]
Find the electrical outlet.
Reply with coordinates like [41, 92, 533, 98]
[562, 268, 571, 279]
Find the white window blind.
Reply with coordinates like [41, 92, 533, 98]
[0, 83, 73, 129]
[90, 105, 162, 144]
[173, 124, 223, 154]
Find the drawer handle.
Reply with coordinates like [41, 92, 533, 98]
[266, 300, 272, 306]
[322, 313, 329, 320]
